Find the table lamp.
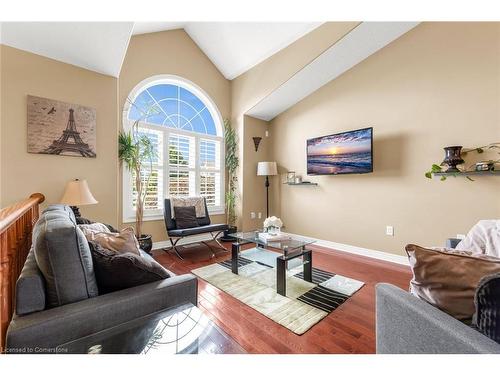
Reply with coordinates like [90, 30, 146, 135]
[257, 161, 277, 218]
[60, 179, 98, 218]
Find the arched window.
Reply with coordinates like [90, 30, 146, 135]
[123, 75, 224, 222]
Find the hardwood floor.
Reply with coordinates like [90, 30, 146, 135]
[153, 240, 411, 354]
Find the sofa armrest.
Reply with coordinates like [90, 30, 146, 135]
[376, 283, 500, 354]
[6, 274, 197, 350]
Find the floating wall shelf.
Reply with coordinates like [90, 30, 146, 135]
[283, 182, 318, 186]
[432, 170, 500, 177]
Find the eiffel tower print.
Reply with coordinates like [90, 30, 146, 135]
[43, 108, 96, 157]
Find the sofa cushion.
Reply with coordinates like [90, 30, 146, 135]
[89, 241, 170, 294]
[173, 206, 199, 229]
[33, 205, 98, 308]
[15, 249, 46, 316]
[474, 273, 500, 343]
[406, 244, 500, 322]
[168, 223, 228, 237]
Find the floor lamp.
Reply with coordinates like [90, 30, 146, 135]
[257, 161, 277, 218]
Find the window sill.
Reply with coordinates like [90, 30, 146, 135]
[122, 209, 226, 224]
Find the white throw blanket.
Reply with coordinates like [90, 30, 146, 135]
[170, 196, 206, 219]
[456, 220, 500, 258]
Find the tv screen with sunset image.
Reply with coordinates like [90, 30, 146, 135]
[307, 127, 373, 175]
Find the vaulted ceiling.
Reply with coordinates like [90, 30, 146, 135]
[0, 22, 322, 79]
[0, 22, 419, 120]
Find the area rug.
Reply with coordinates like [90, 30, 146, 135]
[191, 247, 364, 335]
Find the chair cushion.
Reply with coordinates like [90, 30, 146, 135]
[474, 273, 500, 343]
[173, 206, 199, 229]
[89, 241, 170, 294]
[33, 205, 98, 308]
[15, 249, 46, 316]
[168, 223, 229, 237]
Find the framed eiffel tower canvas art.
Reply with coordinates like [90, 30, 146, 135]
[27, 95, 96, 158]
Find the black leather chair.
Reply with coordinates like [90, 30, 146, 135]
[163, 198, 228, 259]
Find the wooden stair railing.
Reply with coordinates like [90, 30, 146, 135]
[0, 193, 45, 352]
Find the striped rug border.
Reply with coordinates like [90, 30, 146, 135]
[218, 259, 355, 315]
[297, 285, 349, 313]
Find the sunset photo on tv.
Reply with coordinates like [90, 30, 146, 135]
[307, 127, 373, 175]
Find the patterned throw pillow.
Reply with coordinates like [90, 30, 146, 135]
[474, 273, 500, 343]
[79, 225, 140, 256]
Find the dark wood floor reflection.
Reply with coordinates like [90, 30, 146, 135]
[153, 240, 411, 354]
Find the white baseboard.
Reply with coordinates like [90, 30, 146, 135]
[281, 232, 409, 266]
[152, 233, 213, 251]
[153, 231, 409, 266]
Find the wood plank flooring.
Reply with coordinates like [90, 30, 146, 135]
[153, 240, 411, 354]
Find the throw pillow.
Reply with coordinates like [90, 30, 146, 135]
[174, 206, 199, 229]
[81, 226, 140, 256]
[88, 241, 170, 294]
[473, 272, 500, 343]
[406, 244, 500, 322]
[78, 222, 111, 236]
[76, 216, 119, 233]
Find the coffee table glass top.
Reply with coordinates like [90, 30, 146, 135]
[229, 231, 315, 252]
[57, 303, 245, 354]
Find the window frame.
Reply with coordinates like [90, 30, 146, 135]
[122, 75, 225, 223]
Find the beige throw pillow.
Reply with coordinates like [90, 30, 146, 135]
[78, 222, 111, 236]
[406, 244, 500, 322]
[79, 224, 140, 256]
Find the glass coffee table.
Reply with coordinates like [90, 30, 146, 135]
[57, 304, 245, 354]
[229, 231, 316, 296]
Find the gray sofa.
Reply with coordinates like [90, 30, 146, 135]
[376, 237, 500, 354]
[6, 205, 197, 351]
[376, 283, 500, 354]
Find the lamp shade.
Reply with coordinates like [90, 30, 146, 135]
[257, 161, 278, 176]
[60, 179, 98, 206]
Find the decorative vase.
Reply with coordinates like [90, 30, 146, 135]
[442, 146, 465, 172]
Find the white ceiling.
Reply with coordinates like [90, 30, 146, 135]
[0, 22, 134, 77]
[0, 22, 322, 80]
[133, 22, 323, 79]
[247, 22, 419, 121]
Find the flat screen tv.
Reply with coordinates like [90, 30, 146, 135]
[307, 127, 373, 175]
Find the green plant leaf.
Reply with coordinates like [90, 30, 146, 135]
[431, 164, 442, 173]
[440, 176, 447, 181]
[466, 176, 475, 181]
[425, 171, 432, 179]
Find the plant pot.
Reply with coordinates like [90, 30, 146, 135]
[137, 234, 153, 254]
[220, 226, 238, 242]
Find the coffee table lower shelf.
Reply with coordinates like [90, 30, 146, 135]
[231, 242, 313, 296]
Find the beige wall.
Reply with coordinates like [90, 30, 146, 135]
[241, 115, 271, 229]
[118, 30, 231, 242]
[269, 22, 500, 256]
[231, 22, 359, 230]
[0, 45, 119, 225]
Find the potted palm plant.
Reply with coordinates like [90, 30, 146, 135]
[221, 119, 239, 241]
[118, 105, 158, 253]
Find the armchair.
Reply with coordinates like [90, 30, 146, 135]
[163, 198, 228, 259]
